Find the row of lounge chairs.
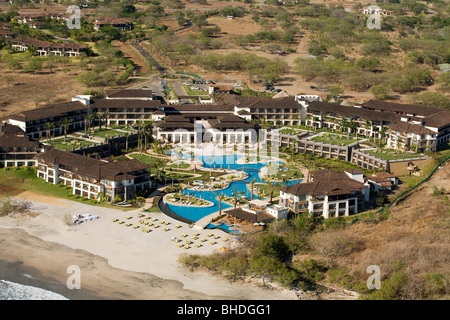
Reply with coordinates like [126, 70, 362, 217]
[73, 214, 99, 224]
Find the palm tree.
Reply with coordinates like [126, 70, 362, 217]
[293, 170, 302, 184]
[321, 113, 328, 130]
[232, 185, 246, 209]
[249, 177, 256, 200]
[214, 192, 226, 216]
[87, 111, 98, 133]
[84, 117, 88, 135]
[339, 118, 349, 138]
[102, 111, 110, 130]
[290, 138, 298, 158]
[189, 151, 196, 172]
[349, 120, 358, 138]
[136, 119, 145, 154]
[264, 178, 279, 204]
[282, 175, 290, 187]
[365, 119, 372, 138]
[44, 122, 55, 142]
[380, 126, 389, 144]
[60, 118, 73, 144]
[98, 113, 106, 131]
[143, 120, 154, 151]
[125, 132, 129, 153]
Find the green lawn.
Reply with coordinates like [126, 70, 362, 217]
[89, 128, 129, 138]
[45, 137, 95, 150]
[0, 167, 134, 210]
[167, 162, 191, 169]
[270, 164, 303, 181]
[365, 149, 424, 160]
[310, 133, 360, 146]
[280, 128, 303, 135]
[129, 153, 168, 166]
[183, 85, 208, 96]
[293, 153, 374, 175]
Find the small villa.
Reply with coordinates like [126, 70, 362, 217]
[279, 169, 370, 219]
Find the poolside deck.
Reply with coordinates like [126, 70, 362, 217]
[193, 208, 234, 230]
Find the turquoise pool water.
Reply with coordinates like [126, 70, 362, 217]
[205, 222, 242, 235]
[164, 154, 301, 223]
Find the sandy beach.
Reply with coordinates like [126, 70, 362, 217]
[0, 193, 298, 300]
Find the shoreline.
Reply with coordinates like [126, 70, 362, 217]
[0, 195, 298, 300]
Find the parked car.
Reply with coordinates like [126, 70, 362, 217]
[182, 82, 191, 85]
[310, 85, 316, 89]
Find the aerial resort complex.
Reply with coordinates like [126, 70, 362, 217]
[0, 0, 449, 301]
[2, 87, 449, 232]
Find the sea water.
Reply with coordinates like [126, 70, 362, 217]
[0, 280, 68, 300]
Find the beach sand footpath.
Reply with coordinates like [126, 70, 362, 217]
[0, 197, 298, 300]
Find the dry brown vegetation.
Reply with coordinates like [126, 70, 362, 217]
[301, 162, 450, 299]
[181, 161, 450, 299]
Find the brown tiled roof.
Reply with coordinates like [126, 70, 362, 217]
[165, 104, 235, 113]
[281, 169, 366, 197]
[0, 22, 12, 29]
[388, 122, 435, 135]
[8, 101, 87, 122]
[208, 115, 253, 129]
[0, 30, 14, 37]
[308, 101, 399, 123]
[310, 169, 345, 181]
[155, 115, 195, 129]
[370, 171, 396, 179]
[237, 96, 301, 110]
[91, 99, 162, 109]
[11, 37, 86, 49]
[362, 100, 442, 117]
[422, 112, 450, 129]
[161, 115, 189, 122]
[366, 172, 395, 186]
[344, 169, 363, 175]
[36, 149, 150, 181]
[226, 208, 274, 223]
[0, 123, 23, 135]
[105, 89, 154, 99]
[0, 124, 40, 148]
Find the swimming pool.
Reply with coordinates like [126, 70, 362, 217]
[163, 153, 301, 223]
[205, 222, 242, 235]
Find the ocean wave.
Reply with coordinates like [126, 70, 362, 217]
[0, 280, 69, 300]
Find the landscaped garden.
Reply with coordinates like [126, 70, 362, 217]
[88, 128, 130, 139]
[365, 149, 425, 161]
[309, 133, 361, 146]
[183, 85, 208, 96]
[45, 137, 95, 150]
